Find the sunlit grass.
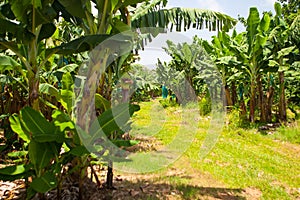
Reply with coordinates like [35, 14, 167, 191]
[130, 99, 300, 199]
[268, 120, 300, 144]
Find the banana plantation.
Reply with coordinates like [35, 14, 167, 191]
[0, 0, 299, 199]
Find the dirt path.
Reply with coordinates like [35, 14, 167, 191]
[0, 154, 262, 200]
[93, 155, 262, 200]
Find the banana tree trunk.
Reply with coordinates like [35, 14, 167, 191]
[231, 81, 237, 106]
[257, 75, 266, 122]
[266, 86, 274, 122]
[185, 75, 196, 103]
[105, 67, 113, 100]
[225, 85, 233, 107]
[76, 51, 110, 130]
[249, 75, 256, 123]
[28, 71, 39, 110]
[278, 71, 287, 122]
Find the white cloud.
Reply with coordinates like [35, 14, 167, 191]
[196, 0, 224, 12]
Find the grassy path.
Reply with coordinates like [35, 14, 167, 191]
[114, 99, 300, 199]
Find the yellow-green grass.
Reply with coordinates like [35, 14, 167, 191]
[130, 99, 300, 199]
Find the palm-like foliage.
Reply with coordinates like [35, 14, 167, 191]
[157, 36, 215, 103]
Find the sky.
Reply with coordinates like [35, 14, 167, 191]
[136, 0, 277, 68]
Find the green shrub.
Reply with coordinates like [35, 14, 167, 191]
[199, 97, 211, 116]
[159, 98, 178, 108]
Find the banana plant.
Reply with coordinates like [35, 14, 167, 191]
[6, 106, 68, 199]
[266, 3, 297, 122]
[202, 30, 245, 107]
[245, 7, 272, 122]
[156, 59, 186, 103]
[0, 0, 124, 112]
[130, 63, 160, 100]
[160, 36, 213, 103]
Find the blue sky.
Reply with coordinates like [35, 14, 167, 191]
[137, 0, 277, 68]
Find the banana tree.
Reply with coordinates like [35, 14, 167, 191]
[130, 63, 160, 100]
[160, 36, 214, 103]
[202, 30, 246, 107]
[0, 0, 114, 112]
[222, 7, 271, 122]
[266, 3, 297, 122]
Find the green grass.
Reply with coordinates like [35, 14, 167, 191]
[130, 99, 300, 199]
[188, 127, 300, 199]
[267, 120, 300, 144]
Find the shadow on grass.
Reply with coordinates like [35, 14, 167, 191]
[100, 178, 246, 200]
[3, 175, 246, 200]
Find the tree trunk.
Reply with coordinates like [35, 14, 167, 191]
[231, 81, 237, 106]
[28, 72, 39, 110]
[266, 86, 274, 122]
[257, 75, 266, 122]
[225, 85, 233, 107]
[77, 51, 110, 130]
[106, 160, 114, 189]
[239, 98, 247, 117]
[278, 71, 287, 121]
[249, 76, 256, 123]
[186, 76, 196, 103]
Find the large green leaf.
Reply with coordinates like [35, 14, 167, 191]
[54, 63, 79, 73]
[28, 141, 55, 172]
[30, 172, 57, 193]
[58, 0, 86, 18]
[259, 13, 270, 33]
[39, 83, 60, 98]
[87, 103, 140, 144]
[60, 72, 74, 113]
[182, 43, 192, 63]
[20, 107, 55, 135]
[61, 72, 73, 91]
[10, 0, 32, 23]
[0, 55, 20, 71]
[277, 46, 295, 59]
[246, 7, 260, 48]
[132, 7, 237, 32]
[0, 3, 15, 19]
[37, 23, 56, 42]
[45, 34, 113, 56]
[0, 164, 32, 181]
[52, 0, 83, 25]
[274, 2, 282, 16]
[0, 164, 28, 175]
[52, 110, 75, 132]
[9, 114, 30, 143]
[97, 103, 140, 134]
[9, 0, 52, 28]
[69, 145, 89, 156]
[32, 133, 66, 143]
[95, 93, 110, 111]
